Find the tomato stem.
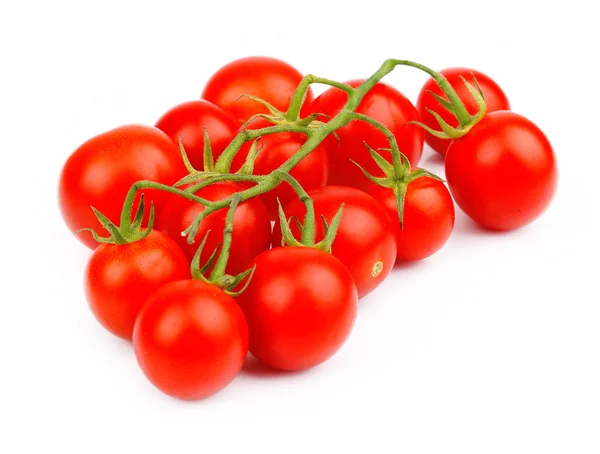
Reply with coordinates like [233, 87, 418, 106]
[286, 74, 355, 121]
[209, 195, 241, 280]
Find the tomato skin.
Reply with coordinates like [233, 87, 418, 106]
[201, 56, 313, 124]
[445, 111, 558, 230]
[366, 178, 455, 262]
[133, 280, 248, 400]
[230, 118, 328, 219]
[273, 186, 397, 298]
[58, 125, 186, 249]
[302, 80, 424, 191]
[416, 67, 510, 155]
[155, 100, 239, 171]
[237, 247, 357, 371]
[84, 231, 190, 340]
[154, 182, 271, 275]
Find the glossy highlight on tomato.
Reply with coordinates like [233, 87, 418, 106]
[445, 111, 557, 230]
[58, 125, 186, 249]
[237, 247, 358, 371]
[273, 186, 397, 298]
[202, 56, 313, 124]
[417, 67, 510, 155]
[133, 280, 248, 400]
[84, 231, 190, 340]
[302, 80, 424, 191]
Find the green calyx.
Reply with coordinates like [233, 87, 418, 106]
[188, 195, 255, 297]
[77, 194, 155, 245]
[352, 143, 443, 229]
[410, 72, 487, 140]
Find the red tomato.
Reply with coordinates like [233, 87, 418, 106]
[202, 56, 313, 124]
[237, 247, 357, 371]
[154, 182, 271, 276]
[273, 186, 397, 298]
[302, 80, 424, 191]
[416, 67, 510, 155]
[133, 280, 248, 400]
[155, 100, 239, 171]
[366, 177, 455, 262]
[58, 125, 186, 249]
[229, 117, 328, 219]
[445, 111, 558, 230]
[84, 231, 190, 340]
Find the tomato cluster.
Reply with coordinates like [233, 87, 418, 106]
[58, 56, 557, 400]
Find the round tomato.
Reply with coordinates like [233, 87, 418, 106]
[366, 177, 455, 262]
[445, 111, 558, 230]
[58, 125, 186, 249]
[202, 56, 313, 124]
[273, 186, 397, 298]
[84, 231, 190, 340]
[154, 181, 271, 276]
[229, 117, 328, 219]
[416, 67, 510, 155]
[302, 80, 424, 191]
[237, 247, 357, 371]
[133, 280, 248, 400]
[155, 100, 239, 171]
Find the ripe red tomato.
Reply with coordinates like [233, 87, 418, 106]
[416, 67, 510, 155]
[154, 182, 271, 276]
[58, 125, 186, 249]
[84, 231, 190, 340]
[273, 186, 397, 298]
[201, 56, 313, 124]
[230, 117, 328, 219]
[155, 100, 239, 171]
[302, 80, 424, 191]
[237, 247, 357, 371]
[366, 177, 455, 262]
[445, 111, 558, 230]
[133, 280, 248, 400]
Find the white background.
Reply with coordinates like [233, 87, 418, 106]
[1, 1, 598, 453]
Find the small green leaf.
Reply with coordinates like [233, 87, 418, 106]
[363, 142, 394, 175]
[91, 207, 126, 244]
[200, 243, 221, 275]
[349, 159, 392, 187]
[131, 193, 146, 231]
[276, 199, 303, 247]
[226, 264, 257, 297]
[427, 90, 455, 115]
[178, 135, 198, 174]
[238, 94, 284, 117]
[407, 120, 450, 139]
[203, 128, 215, 172]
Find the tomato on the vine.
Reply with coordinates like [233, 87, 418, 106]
[366, 177, 455, 262]
[154, 181, 271, 276]
[302, 80, 424, 191]
[202, 56, 313, 124]
[133, 280, 248, 400]
[417, 67, 510, 155]
[155, 100, 239, 171]
[445, 111, 557, 230]
[229, 117, 329, 219]
[84, 231, 190, 340]
[236, 246, 357, 371]
[58, 125, 186, 249]
[273, 186, 397, 298]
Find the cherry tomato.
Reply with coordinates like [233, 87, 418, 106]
[273, 186, 397, 298]
[155, 100, 239, 171]
[229, 117, 328, 219]
[84, 231, 190, 340]
[154, 182, 271, 275]
[133, 280, 248, 400]
[416, 67, 510, 155]
[58, 125, 186, 249]
[202, 56, 313, 124]
[237, 247, 357, 371]
[445, 111, 558, 230]
[366, 177, 455, 262]
[302, 80, 424, 191]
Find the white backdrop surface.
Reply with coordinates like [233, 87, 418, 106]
[0, 1, 598, 453]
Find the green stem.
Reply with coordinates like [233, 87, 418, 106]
[286, 74, 355, 121]
[186, 173, 262, 194]
[214, 124, 314, 174]
[275, 171, 316, 245]
[209, 195, 241, 280]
